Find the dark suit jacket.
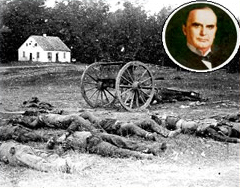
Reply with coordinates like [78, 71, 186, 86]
[173, 45, 229, 71]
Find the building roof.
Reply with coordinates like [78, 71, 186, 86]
[30, 35, 70, 52]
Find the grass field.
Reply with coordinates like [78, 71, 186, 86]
[0, 63, 239, 186]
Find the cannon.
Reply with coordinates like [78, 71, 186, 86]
[80, 61, 155, 111]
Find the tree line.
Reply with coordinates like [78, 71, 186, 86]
[0, 0, 238, 72]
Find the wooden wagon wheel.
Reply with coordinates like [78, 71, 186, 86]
[115, 61, 155, 111]
[80, 62, 116, 108]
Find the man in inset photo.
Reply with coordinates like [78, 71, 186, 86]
[180, 6, 218, 70]
[163, 2, 239, 72]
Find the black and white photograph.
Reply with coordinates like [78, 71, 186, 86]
[0, 0, 239, 187]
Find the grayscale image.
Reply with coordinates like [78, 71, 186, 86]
[0, 0, 239, 187]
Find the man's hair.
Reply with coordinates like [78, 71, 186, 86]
[182, 5, 216, 25]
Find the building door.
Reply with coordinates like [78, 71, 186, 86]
[56, 53, 59, 62]
[29, 53, 32, 61]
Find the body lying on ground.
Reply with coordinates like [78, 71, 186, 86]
[8, 109, 240, 144]
[151, 113, 240, 143]
[9, 109, 239, 144]
[0, 141, 71, 173]
[1, 119, 166, 159]
[11, 110, 169, 141]
[48, 130, 167, 159]
[0, 124, 61, 143]
[22, 97, 54, 110]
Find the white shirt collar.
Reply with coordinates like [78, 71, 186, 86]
[187, 43, 212, 70]
[201, 60, 212, 69]
[187, 43, 211, 57]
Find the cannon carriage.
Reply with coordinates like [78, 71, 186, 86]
[80, 61, 155, 111]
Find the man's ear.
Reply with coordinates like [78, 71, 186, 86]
[182, 25, 187, 36]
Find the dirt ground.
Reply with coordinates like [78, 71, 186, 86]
[0, 64, 239, 187]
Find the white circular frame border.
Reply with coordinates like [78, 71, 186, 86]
[162, 1, 240, 73]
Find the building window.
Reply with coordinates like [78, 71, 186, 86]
[37, 52, 40, 59]
[26, 43, 28, 46]
[63, 52, 66, 59]
[35, 43, 37, 47]
[23, 51, 25, 57]
[47, 52, 52, 60]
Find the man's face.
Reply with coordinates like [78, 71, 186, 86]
[182, 8, 217, 52]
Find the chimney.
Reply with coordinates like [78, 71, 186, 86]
[43, 34, 47, 37]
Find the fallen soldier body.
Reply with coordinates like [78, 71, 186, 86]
[11, 112, 102, 132]
[1, 120, 166, 159]
[48, 131, 167, 159]
[78, 111, 169, 140]
[0, 124, 62, 143]
[11, 111, 169, 140]
[151, 113, 240, 143]
[0, 141, 71, 173]
[22, 97, 54, 110]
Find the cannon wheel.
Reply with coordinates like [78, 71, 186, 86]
[80, 62, 116, 108]
[115, 61, 155, 111]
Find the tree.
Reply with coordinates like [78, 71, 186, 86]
[0, 0, 46, 63]
[46, 0, 110, 63]
[0, 0, 177, 67]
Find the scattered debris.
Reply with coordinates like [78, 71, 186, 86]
[22, 97, 54, 110]
[152, 88, 206, 104]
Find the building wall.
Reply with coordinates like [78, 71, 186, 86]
[18, 37, 71, 63]
[45, 51, 71, 63]
[18, 37, 44, 62]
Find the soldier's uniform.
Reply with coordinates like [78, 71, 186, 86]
[12, 111, 168, 141]
[0, 123, 166, 160]
[0, 141, 70, 173]
[152, 114, 240, 143]
[79, 111, 169, 140]
[13, 113, 103, 132]
[53, 131, 167, 159]
[0, 124, 54, 142]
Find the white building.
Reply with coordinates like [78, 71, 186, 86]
[18, 35, 71, 63]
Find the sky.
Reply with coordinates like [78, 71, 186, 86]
[45, 0, 240, 19]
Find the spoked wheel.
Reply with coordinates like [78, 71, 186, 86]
[115, 61, 155, 111]
[80, 62, 116, 108]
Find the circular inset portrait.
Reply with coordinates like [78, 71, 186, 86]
[162, 1, 240, 72]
